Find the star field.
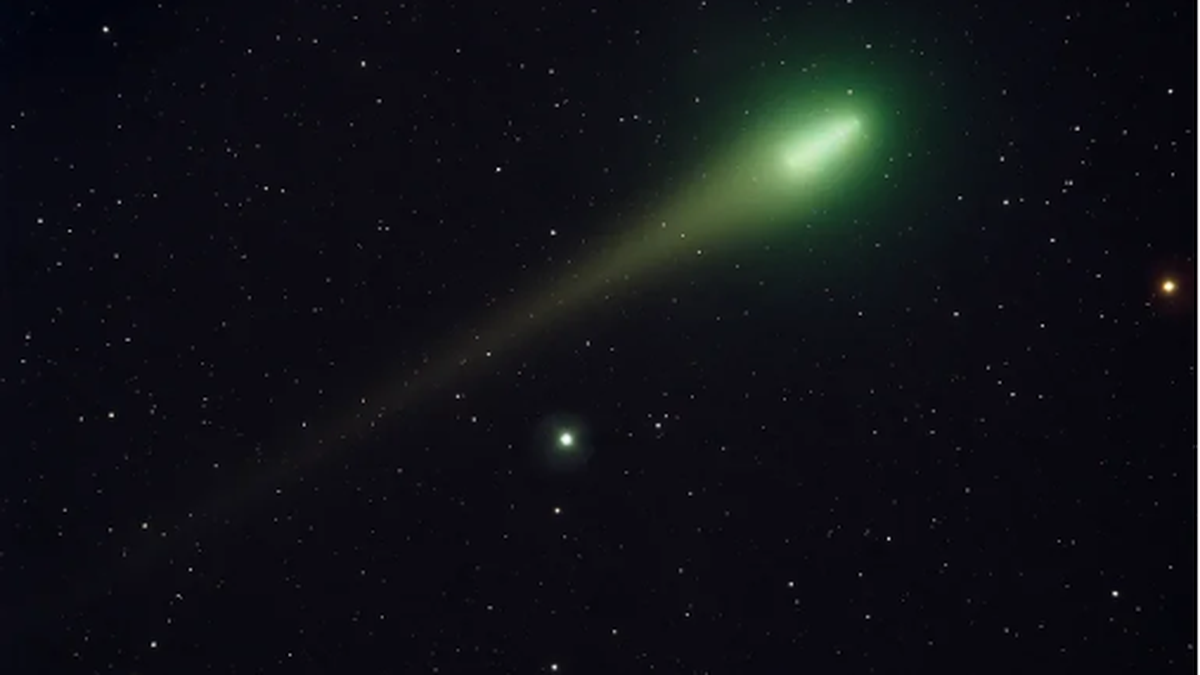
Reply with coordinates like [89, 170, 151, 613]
[3, 1, 1196, 673]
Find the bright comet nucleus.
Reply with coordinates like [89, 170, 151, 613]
[782, 114, 864, 175]
[558, 431, 575, 448]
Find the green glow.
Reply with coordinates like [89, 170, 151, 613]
[558, 431, 574, 449]
[782, 115, 864, 175]
[655, 102, 872, 247]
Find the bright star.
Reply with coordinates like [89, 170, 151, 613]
[534, 415, 591, 473]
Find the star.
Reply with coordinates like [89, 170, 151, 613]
[532, 415, 592, 473]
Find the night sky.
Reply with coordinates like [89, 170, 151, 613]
[3, 1, 1197, 673]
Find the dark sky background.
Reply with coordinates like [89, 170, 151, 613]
[3, 0, 1196, 673]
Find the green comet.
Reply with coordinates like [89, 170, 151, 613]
[186, 91, 876, 528]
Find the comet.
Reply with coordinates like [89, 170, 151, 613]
[12, 88, 880, 655]
[89, 99, 875, 607]
[219, 106, 871, 513]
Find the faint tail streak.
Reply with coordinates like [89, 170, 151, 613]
[200, 112, 869, 524]
[206, 173, 761, 519]
[31, 111, 866, 634]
